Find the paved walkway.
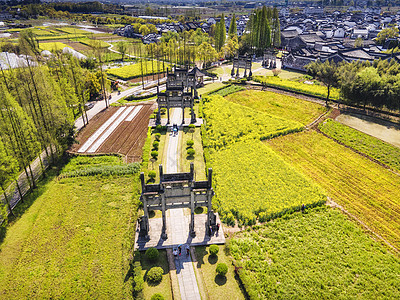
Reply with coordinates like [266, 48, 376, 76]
[175, 252, 201, 300]
[165, 109, 182, 174]
[165, 108, 201, 300]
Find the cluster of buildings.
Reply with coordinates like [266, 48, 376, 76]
[280, 7, 400, 71]
[114, 14, 249, 43]
[115, 5, 400, 70]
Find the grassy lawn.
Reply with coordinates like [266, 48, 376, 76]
[0, 158, 139, 298]
[195, 245, 245, 300]
[138, 250, 172, 300]
[225, 90, 327, 125]
[268, 130, 400, 250]
[254, 75, 340, 100]
[179, 127, 206, 180]
[106, 61, 169, 80]
[197, 81, 226, 96]
[202, 95, 303, 149]
[39, 42, 71, 51]
[230, 207, 400, 299]
[208, 64, 233, 78]
[319, 118, 400, 172]
[147, 127, 168, 182]
[209, 140, 326, 226]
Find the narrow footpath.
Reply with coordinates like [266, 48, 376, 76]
[164, 108, 202, 300]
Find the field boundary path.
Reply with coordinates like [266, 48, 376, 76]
[165, 108, 202, 300]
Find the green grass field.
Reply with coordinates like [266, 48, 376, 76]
[254, 75, 340, 100]
[78, 38, 110, 48]
[225, 90, 327, 125]
[230, 207, 400, 299]
[106, 61, 169, 80]
[197, 81, 226, 95]
[209, 85, 245, 97]
[268, 130, 400, 250]
[137, 250, 172, 300]
[210, 140, 326, 225]
[180, 127, 207, 180]
[56, 27, 91, 35]
[319, 118, 400, 172]
[195, 245, 245, 300]
[202, 95, 304, 149]
[39, 42, 70, 51]
[36, 34, 87, 41]
[0, 157, 139, 298]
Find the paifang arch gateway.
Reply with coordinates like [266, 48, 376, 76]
[139, 163, 216, 240]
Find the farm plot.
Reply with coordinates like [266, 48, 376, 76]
[202, 95, 303, 149]
[230, 207, 400, 300]
[74, 104, 153, 162]
[268, 130, 400, 250]
[225, 90, 327, 125]
[71, 106, 118, 153]
[254, 75, 340, 100]
[0, 158, 139, 298]
[210, 140, 326, 226]
[106, 61, 169, 80]
[319, 118, 400, 172]
[39, 42, 70, 51]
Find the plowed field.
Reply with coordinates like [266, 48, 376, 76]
[72, 104, 154, 162]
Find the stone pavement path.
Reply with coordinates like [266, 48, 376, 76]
[165, 108, 202, 300]
[165, 109, 182, 174]
[175, 253, 201, 300]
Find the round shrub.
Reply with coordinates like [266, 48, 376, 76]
[152, 141, 159, 150]
[151, 150, 158, 159]
[147, 266, 163, 283]
[189, 124, 195, 129]
[155, 125, 162, 132]
[148, 170, 156, 180]
[216, 263, 228, 277]
[186, 140, 194, 147]
[187, 149, 195, 157]
[151, 293, 164, 300]
[209, 245, 219, 256]
[145, 247, 159, 261]
[155, 133, 161, 141]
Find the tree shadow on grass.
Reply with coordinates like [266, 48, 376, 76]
[195, 246, 206, 268]
[208, 254, 218, 265]
[215, 275, 227, 286]
[0, 226, 7, 248]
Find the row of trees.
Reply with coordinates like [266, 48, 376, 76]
[0, 30, 111, 223]
[241, 6, 281, 55]
[307, 59, 400, 111]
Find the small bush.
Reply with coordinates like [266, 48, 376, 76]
[156, 125, 163, 132]
[272, 69, 281, 76]
[209, 244, 219, 256]
[147, 267, 163, 283]
[152, 141, 159, 150]
[188, 124, 195, 130]
[148, 170, 156, 180]
[151, 150, 158, 159]
[151, 294, 164, 300]
[187, 149, 195, 157]
[216, 263, 228, 277]
[187, 140, 194, 147]
[145, 247, 159, 261]
[133, 261, 144, 293]
[155, 133, 161, 141]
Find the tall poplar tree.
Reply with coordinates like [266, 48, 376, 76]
[228, 14, 237, 38]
